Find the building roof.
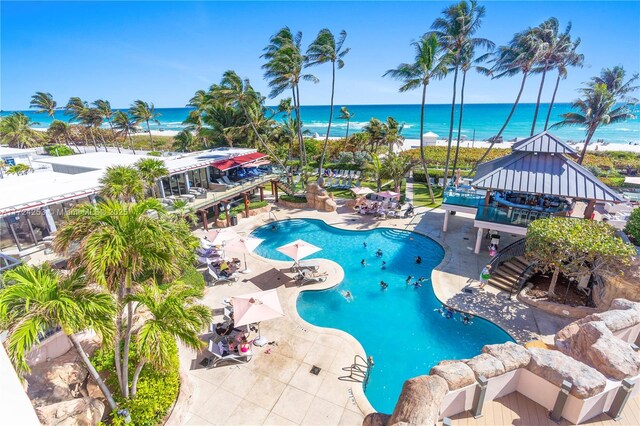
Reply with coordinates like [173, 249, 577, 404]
[472, 151, 625, 202]
[0, 147, 36, 158]
[511, 131, 578, 156]
[211, 152, 267, 171]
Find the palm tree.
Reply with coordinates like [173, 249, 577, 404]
[262, 27, 318, 166]
[6, 163, 32, 175]
[80, 108, 108, 152]
[339, 106, 355, 140]
[366, 153, 383, 192]
[381, 152, 415, 193]
[217, 70, 290, 181]
[99, 165, 144, 202]
[432, 0, 491, 185]
[113, 110, 138, 154]
[130, 100, 161, 151]
[543, 34, 583, 130]
[64, 97, 99, 151]
[127, 283, 210, 397]
[93, 99, 120, 153]
[384, 117, 405, 155]
[53, 199, 197, 400]
[172, 129, 200, 152]
[170, 199, 198, 223]
[306, 29, 350, 177]
[362, 118, 385, 153]
[29, 92, 57, 119]
[552, 82, 636, 164]
[0, 264, 118, 411]
[384, 33, 448, 204]
[589, 66, 639, 102]
[0, 113, 43, 148]
[47, 120, 77, 152]
[135, 158, 169, 198]
[469, 28, 542, 174]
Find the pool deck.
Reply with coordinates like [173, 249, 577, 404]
[169, 198, 580, 425]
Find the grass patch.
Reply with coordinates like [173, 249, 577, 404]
[412, 182, 443, 208]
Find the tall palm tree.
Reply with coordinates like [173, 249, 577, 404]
[135, 158, 169, 198]
[130, 100, 161, 151]
[99, 165, 144, 202]
[127, 283, 210, 397]
[366, 153, 383, 192]
[276, 98, 295, 159]
[381, 152, 415, 193]
[217, 70, 290, 181]
[64, 97, 99, 151]
[552, 82, 636, 164]
[81, 108, 108, 152]
[306, 29, 350, 177]
[93, 99, 120, 153]
[113, 110, 138, 154]
[0, 113, 43, 148]
[384, 33, 448, 203]
[339, 106, 355, 140]
[543, 34, 583, 130]
[589, 66, 639, 102]
[384, 117, 405, 155]
[0, 264, 118, 412]
[53, 199, 197, 400]
[47, 120, 80, 153]
[262, 27, 318, 166]
[432, 0, 491, 184]
[29, 92, 57, 119]
[469, 28, 542, 174]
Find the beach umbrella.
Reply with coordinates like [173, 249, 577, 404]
[276, 239, 322, 263]
[376, 190, 400, 199]
[351, 187, 374, 196]
[204, 228, 239, 246]
[231, 289, 284, 346]
[224, 236, 264, 274]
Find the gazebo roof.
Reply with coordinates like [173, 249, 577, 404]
[512, 131, 578, 156]
[472, 151, 625, 202]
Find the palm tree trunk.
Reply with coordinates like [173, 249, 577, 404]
[345, 118, 350, 140]
[443, 66, 459, 187]
[291, 88, 304, 166]
[122, 300, 133, 399]
[451, 70, 468, 176]
[467, 71, 529, 176]
[146, 120, 155, 151]
[131, 359, 146, 398]
[114, 285, 125, 395]
[108, 121, 121, 153]
[544, 72, 562, 131]
[420, 83, 435, 204]
[98, 129, 109, 152]
[531, 65, 548, 136]
[318, 62, 336, 178]
[68, 333, 118, 412]
[127, 132, 136, 155]
[578, 127, 596, 165]
[88, 128, 99, 152]
[295, 84, 306, 166]
[241, 104, 293, 186]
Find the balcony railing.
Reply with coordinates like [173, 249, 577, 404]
[475, 205, 553, 227]
[442, 187, 484, 208]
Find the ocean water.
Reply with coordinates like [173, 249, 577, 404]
[251, 218, 513, 413]
[3, 103, 639, 144]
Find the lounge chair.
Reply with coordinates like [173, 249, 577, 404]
[295, 270, 328, 286]
[222, 176, 241, 187]
[206, 339, 252, 367]
[291, 260, 320, 272]
[215, 178, 234, 189]
[207, 265, 238, 286]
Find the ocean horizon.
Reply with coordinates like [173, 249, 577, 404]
[3, 103, 639, 145]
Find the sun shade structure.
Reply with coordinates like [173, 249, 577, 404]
[231, 289, 284, 346]
[276, 239, 322, 263]
[210, 152, 267, 171]
[472, 132, 624, 202]
[351, 187, 374, 195]
[224, 236, 264, 273]
[376, 190, 400, 199]
[204, 228, 239, 246]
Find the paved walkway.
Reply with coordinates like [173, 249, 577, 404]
[168, 201, 575, 425]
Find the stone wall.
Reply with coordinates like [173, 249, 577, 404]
[214, 205, 271, 228]
[518, 286, 601, 319]
[306, 183, 337, 212]
[595, 257, 640, 309]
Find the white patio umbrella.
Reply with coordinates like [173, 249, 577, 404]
[276, 239, 322, 265]
[204, 228, 239, 246]
[350, 187, 374, 196]
[224, 236, 264, 274]
[376, 190, 400, 199]
[231, 289, 284, 346]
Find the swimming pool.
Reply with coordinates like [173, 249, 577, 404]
[251, 218, 513, 413]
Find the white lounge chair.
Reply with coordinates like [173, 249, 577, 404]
[206, 340, 252, 367]
[295, 270, 328, 286]
[222, 176, 241, 187]
[292, 260, 320, 272]
[207, 265, 238, 286]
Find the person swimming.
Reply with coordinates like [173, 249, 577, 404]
[413, 281, 422, 288]
[375, 249, 383, 257]
[405, 275, 413, 285]
[361, 259, 366, 266]
[381, 261, 386, 269]
[462, 313, 471, 325]
[415, 256, 422, 264]
[418, 277, 425, 283]
[363, 242, 367, 248]
[380, 281, 388, 290]
[271, 224, 277, 231]
[445, 307, 455, 319]
[343, 290, 353, 300]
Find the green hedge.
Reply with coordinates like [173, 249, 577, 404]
[280, 195, 307, 203]
[147, 151, 162, 157]
[44, 144, 75, 156]
[93, 341, 180, 426]
[599, 176, 625, 188]
[219, 200, 268, 220]
[625, 208, 640, 244]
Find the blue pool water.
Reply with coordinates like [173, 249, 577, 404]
[251, 219, 513, 413]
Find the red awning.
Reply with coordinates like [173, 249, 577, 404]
[241, 159, 271, 168]
[211, 152, 267, 171]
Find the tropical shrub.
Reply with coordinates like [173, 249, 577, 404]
[599, 176, 625, 188]
[6, 163, 32, 175]
[337, 152, 354, 164]
[526, 217, 636, 294]
[44, 144, 74, 156]
[624, 208, 640, 244]
[147, 151, 162, 157]
[353, 151, 372, 166]
[218, 200, 269, 220]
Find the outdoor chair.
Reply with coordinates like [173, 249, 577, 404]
[222, 176, 241, 187]
[215, 178, 234, 189]
[207, 265, 239, 286]
[295, 270, 328, 286]
[291, 260, 320, 273]
[206, 340, 252, 368]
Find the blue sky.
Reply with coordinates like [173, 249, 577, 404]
[2, 1, 639, 110]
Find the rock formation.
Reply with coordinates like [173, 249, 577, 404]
[482, 342, 531, 372]
[466, 353, 506, 380]
[387, 375, 448, 426]
[306, 183, 337, 212]
[36, 397, 105, 426]
[595, 257, 640, 309]
[429, 360, 476, 390]
[527, 348, 607, 398]
[555, 320, 640, 380]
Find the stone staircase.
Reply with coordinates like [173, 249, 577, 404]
[274, 180, 295, 196]
[488, 256, 535, 292]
